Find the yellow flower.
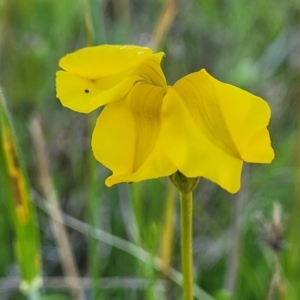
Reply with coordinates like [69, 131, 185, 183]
[56, 45, 274, 193]
[56, 45, 166, 113]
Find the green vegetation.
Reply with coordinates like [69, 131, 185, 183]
[0, 0, 299, 299]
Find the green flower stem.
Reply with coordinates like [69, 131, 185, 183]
[180, 191, 194, 300]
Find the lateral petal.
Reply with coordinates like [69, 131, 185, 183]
[208, 70, 274, 163]
[92, 81, 176, 185]
[169, 69, 274, 163]
[105, 140, 177, 186]
[162, 87, 244, 194]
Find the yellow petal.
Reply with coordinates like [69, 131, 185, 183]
[56, 71, 100, 113]
[56, 71, 140, 113]
[169, 69, 274, 162]
[241, 128, 274, 162]
[131, 52, 167, 88]
[92, 81, 176, 185]
[162, 88, 243, 193]
[56, 51, 167, 113]
[59, 45, 153, 79]
[201, 70, 274, 163]
[206, 70, 274, 163]
[105, 145, 177, 186]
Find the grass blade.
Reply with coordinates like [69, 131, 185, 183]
[0, 91, 41, 296]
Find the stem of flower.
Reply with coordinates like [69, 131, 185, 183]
[180, 191, 194, 300]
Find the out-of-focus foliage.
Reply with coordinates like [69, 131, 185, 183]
[0, 0, 299, 299]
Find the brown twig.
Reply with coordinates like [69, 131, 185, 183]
[29, 115, 85, 300]
[150, 0, 179, 51]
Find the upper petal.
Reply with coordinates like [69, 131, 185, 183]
[59, 45, 154, 79]
[56, 48, 166, 114]
[92, 81, 176, 185]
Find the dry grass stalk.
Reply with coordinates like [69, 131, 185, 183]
[29, 115, 85, 300]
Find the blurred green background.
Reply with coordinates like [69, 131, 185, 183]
[0, 0, 299, 299]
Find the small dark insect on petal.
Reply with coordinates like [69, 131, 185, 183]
[84, 89, 89, 93]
